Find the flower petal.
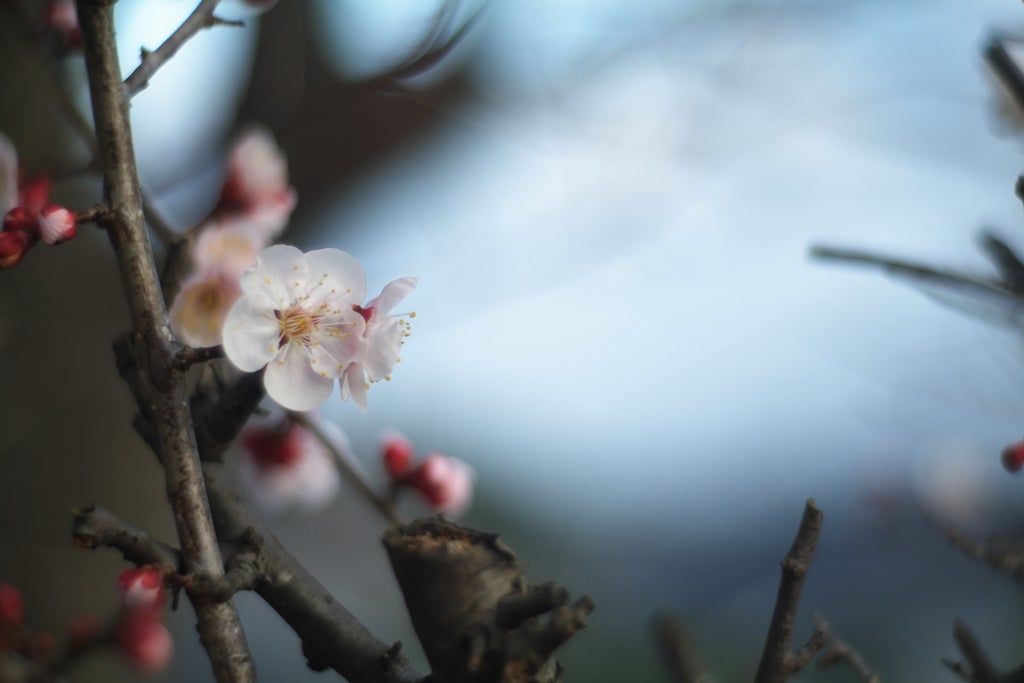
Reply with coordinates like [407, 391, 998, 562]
[304, 248, 366, 305]
[362, 317, 404, 382]
[240, 244, 307, 309]
[341, 363, 368, 410]
[170, 270, 241, 347]
[222, 294, 280, 371]
[367, 276, 417, 315]
[264, 343, 334, 410]
[0, 133, 17, 215]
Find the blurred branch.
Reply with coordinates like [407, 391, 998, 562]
[978, 231, 1024, 294]
[753, 499, 826, 683]
[651, 615, 706, 683]
[124, 0, 241, 97]
[946, 528, 1024, 585]
[75, 2, 255, 680]
[813, 615, 880, 683]
[985, 34, 1024, 114]
[287, 411, 402, 525]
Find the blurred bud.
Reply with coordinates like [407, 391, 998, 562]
[3, 207, 36, 234]
[37, 205, 76, 245]
[0, 584, 24, 629]
[380, 431, 414, 479]
[0, 229, 33, 268]
[410, 453, 475, 517]
[44, 0, 82, 50]
[236, 419, 340, 513]
[1003, 441, 1024, 473]
[118, 567, 165, 610]
[116, 610, 173, 675]
[18, 176, 50, 214]
[68, 616, 101, 647]
[29, 631, 55, 660]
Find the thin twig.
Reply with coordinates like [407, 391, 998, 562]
[754, 498, 825, 683]
[651, 615, 705, 683]
[124, 0, 239, 97]
[76, 2, 255, 680]
[288, 411, 403, 525]
[946, 527, 1024, 585]
[985, 34, 1024, 114]
[814, 614, 880, 683]
[952, 620, 1001, 683]
[173, 344, 225, 371]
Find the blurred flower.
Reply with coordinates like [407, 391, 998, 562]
[0, 584, 24, 630]
[236, 418, 340, 512]
[44, 0, 81, 50]
[116, 609, 173, 675]
[118, 567, 165, 611]
[341, 276, 417, 409]
[223, 245, 366, 410]
[216, 128, 296, 242]
[380, 430, 414, 479]
[410, 453, 475, 516]
[170, 269, 243, 347]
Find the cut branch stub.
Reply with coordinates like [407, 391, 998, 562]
[383, 518, 594, 683]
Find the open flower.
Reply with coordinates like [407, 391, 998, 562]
[223, 245, 366, 410]
[341, 277, 417, 409]
[236, 418, 340, 512]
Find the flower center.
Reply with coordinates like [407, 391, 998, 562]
[277, 306, 316, 345]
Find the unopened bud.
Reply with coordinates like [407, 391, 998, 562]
[0, 229, 31, 269]
[118, 567, 165, 610]
[0, 584, 24, 629]
[380, 431, 414, 479]
[116, 610, 173, 675]
[1003, 441, 1024, 473]
[37, 205, 76, 245]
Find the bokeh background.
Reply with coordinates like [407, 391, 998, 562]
[3, 0, 1024, 680]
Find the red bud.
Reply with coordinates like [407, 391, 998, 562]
[1003, 441, 1024, 473]
[0, 584, 24, 629]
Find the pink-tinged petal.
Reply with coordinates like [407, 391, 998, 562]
[224, 128, 289, 206]
[222, 293, 280, 371]
[170, 270, 242, 347]
[341, 363, 368, 410]
[117, 611, 173, 675]
[0, 133, 18, 214]
[304, 248, 366, 305]
[366, 276, 417, 315]
[18, 176, 51, 214]
[37, 205, 76, 245]
[244, 189, 296, 241]
[412, 454, 474, 517]
[307, 306, 365, 377]
[264, 343, 334, 410]
[193, 220, 263, 274]
[240, 244, 306, 308]
[362, 317, 403, 382]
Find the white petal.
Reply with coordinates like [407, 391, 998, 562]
[304, 248, 366, 305]
[264, 343, 334, 411]
[170, 270, 241, 347]
[341, 363, 368, 410]
[193, 221, 263, 274]
[362, 318, 403, 382]
[222, 294, 280, 371]
[308, 307, 366, 377]
[240, 244, 306, 309]
[367, 276, 417, 315]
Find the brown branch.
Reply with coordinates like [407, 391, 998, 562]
[813, 615, 880, 683]
[173, 344, 225, 371]
[75, 2, 255, 681]
[753, 498, 825, 683]
[124, 0, 240, 97]
[288, 411, 402, 525]
[72, 504, 181, 570]
[383, 517, 594, 682]
[946, 527, 1024, 585]
[192, 370, 265, 462]
[200, 462, 424, 683]
[651, 615, 705, 683]
[951, 620, 1001, 683]
[74, 204, 112, 226]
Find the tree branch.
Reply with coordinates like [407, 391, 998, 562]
[383, 518, 594, 682]
[124, 0, 240, 97]
[72, 504, 181, 570]
[288, 411, 402, 525]
[753, 498, 825, 683]
[946, 527, 1024, 585]
[814, 615, 880, 683]
[173, 344, 225, 371]
[651, 615, 706, 683]
[75, 2, 255, 680]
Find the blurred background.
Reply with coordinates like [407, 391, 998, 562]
[3, 0, 1024, 680]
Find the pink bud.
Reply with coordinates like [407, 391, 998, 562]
[116, 610, 173, 675]
[118, 567, 165, 610]
[17, 176, 50, 214]
[241, 423, 304, 471]
[1003, 441, 1024, 473]
[44, 0, 81, 49]
[0, 584, 24, 629]
[3, 207, 37, 234]
[380, 431, 414, 479]
[410, 453, 475, 516]
[37, 205, 76, 245]
[0, 229, 32, 269]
